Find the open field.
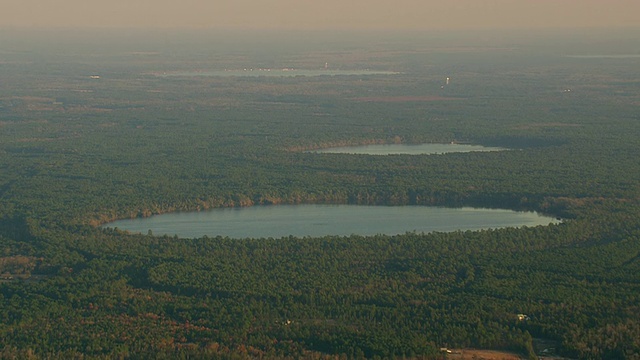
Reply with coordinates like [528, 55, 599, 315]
[447, 349, 526, 360]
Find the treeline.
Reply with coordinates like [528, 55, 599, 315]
[1, 201, 639, 358]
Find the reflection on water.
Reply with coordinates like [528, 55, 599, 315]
[313, 143, 507, 155]
[105, 204, 559, 239]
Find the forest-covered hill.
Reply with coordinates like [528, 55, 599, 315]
[1, 29, 639, 359]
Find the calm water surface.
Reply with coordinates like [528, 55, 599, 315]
[105, 205, 558, 239]
[313, 143, 507, 155]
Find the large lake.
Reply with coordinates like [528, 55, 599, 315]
[105, 205, 559, 239]
[313, 143, 507, 155]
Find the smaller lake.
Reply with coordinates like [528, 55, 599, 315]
[105, 205, 559, 239]
[313, 143, 507, 155]
[157, 69, 400, 78]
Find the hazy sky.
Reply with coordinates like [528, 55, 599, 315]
[2, 0, 639, 30]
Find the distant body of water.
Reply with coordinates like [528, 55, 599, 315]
[104, 204, 559, 239]
[564, 54, 640, 59]
[157, 69, 400, 78]
[312, 143, 507, 155]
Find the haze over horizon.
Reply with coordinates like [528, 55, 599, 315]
[2, 0, 640, 30]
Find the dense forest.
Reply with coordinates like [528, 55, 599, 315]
[1, 29, 640, 359]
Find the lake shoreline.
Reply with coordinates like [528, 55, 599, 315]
[103, 204, 560, 239]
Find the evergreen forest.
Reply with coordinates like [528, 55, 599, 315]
[1, 29, 640, 359]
